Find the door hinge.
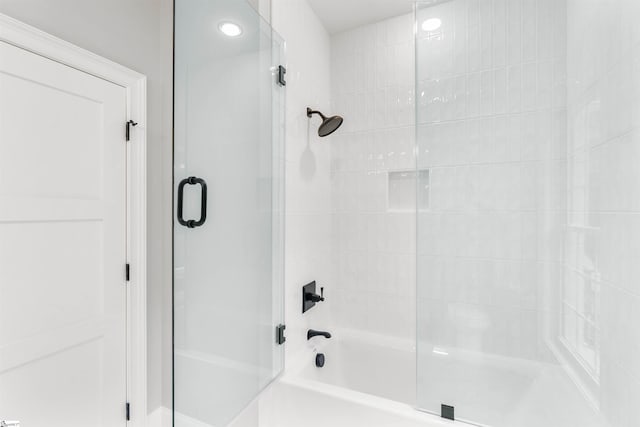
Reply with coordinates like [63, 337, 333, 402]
[126, 120, 138, 141]
[277, 65, 287, 86]
[276, 324, 286, 345]
[126, 402, 130, 421]
[126, 263, 130, 281]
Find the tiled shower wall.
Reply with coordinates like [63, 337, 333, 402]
[565, 0, 640, 424]
[329, 13, 417, 341]
[272, 0, 333, 361]
[416, 0, 568, 361]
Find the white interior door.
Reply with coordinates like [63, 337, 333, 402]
[0, 40, 127, 426]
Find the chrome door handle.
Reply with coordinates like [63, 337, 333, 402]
[1, 421, 20, 427]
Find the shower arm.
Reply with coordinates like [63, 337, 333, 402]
[306, 108, 327, 120]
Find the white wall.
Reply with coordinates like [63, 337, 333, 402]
[329, 13, 416, 342]
[0, 0, 174, 414]
[272, 0, 333, 363]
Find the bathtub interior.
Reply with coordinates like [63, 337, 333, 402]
[417, 348, 609, 427]
[286, 332, 609, 427]
[297, 331, 417, 405]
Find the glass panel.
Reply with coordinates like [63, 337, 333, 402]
[270, 28, 286, 381]
[173, 0, 285, 425]
[416, 0, 640, 426]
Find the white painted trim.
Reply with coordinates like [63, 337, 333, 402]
[0, 13, 148, 427]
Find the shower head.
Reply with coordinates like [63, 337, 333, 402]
[307, 107, 344, 137]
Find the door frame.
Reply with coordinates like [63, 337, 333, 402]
[0, 13, 148, 427]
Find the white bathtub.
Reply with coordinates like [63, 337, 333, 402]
[175, 332, 608, 427]
[293, 329, 417, 404]
[254, 380, 452, 427]
[248, 330, 450, 427]
[182, 331, 451, 427]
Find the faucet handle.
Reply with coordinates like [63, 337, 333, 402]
[321, 287, 324, 299]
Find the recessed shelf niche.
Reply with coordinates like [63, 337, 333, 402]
[388, 169, 429, 212]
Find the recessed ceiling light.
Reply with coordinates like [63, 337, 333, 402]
[219, 22, 242, 37]
[422, 18, 442, 32]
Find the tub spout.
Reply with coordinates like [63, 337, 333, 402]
[307, 329, 332, 340]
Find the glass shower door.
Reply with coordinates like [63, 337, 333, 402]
[173, 0, 285, 425]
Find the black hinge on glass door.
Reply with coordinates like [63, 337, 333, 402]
[177, 177, 207, 228]
[126, 402, 130, 421]
[277, 65, 286, 86]
[276, 324, 286, 345]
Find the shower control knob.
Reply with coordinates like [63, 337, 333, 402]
[315, 353, 325, 368]
[302, 281, 326, 313]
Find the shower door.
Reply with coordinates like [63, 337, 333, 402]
[416, 1, 640, 426]
[173, 0, 285, 425]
